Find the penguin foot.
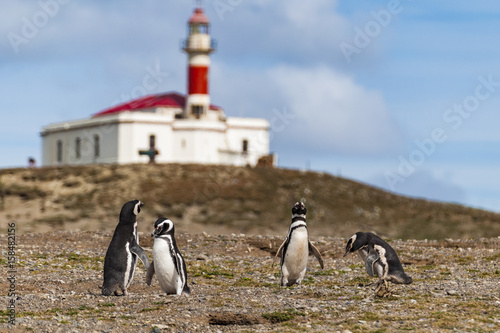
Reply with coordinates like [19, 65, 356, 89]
[374, 280, 391, 297]
[376, 288, 392, 297]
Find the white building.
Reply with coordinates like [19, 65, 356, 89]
[41, 7, 270, 167]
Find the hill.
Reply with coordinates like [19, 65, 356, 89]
[1, 164, 499, 239]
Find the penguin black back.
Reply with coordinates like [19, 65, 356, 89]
[119, 200, 142, 224]
[344, 231, 412, 296]
[102, 200, 149, 296]
[345, 232, 405, 274]
[106, 200, 142, 256]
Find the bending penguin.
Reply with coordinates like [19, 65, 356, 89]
[344, 232, 413, 297]
[274, 202, 324, 287]
[102, 200, 150, 296]
[146, 218, 190, 295]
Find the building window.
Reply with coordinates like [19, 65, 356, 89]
[190, 23, 208, 35]
[57, 140, 63, 162]
[242, 140, 248, 155]
[75, 137, 81, 159]
[191, 105, 203, 119]
[94, 135, 100, 158]
[181, 139, 186, 149]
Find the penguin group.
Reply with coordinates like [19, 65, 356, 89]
[102, 200, 412, 297]
[102, 200, 189, 296]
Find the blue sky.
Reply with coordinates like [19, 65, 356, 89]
[1, 0, 500, 213]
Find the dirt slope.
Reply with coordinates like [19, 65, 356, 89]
[1, 164, 499, 239]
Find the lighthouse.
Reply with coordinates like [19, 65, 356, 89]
[182, 7, 215, 119]
[41, 6, 271, 167]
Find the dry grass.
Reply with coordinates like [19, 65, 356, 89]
[1, 164, 499, 239]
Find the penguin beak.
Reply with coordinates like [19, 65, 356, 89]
[343, 244, 352, 257]
[344, 239, 353, 257]
[152, 225, 162, 237]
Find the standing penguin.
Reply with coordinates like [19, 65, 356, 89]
[344, 232, 413, 296]
[102, 200, 150, 296]
[146, 218, 190, 295]
[274, 202, 324, 287]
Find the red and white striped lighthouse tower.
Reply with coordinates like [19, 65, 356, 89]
[182, 6, 215, 119]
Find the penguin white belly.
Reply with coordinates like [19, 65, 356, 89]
[153, 239, 181, 294]
[283, 229, 309, 280]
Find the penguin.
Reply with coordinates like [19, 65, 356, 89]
[146, 218, 190, 295]
[102, 200, 150, 296]
[273, 202, 324, 287]
[344, 232, 413, 296]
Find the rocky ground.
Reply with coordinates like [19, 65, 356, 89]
[1, 230, 499, 332]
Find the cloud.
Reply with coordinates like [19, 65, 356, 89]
[268, 65, 402, 155]
[210, 0, 350, 67]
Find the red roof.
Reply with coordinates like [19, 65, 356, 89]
[188, 7, 209, 24]
[92, 91, 221, 117]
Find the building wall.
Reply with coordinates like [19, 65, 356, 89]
[225, 117, 270, 166]
[172, 120, 226, 164]
[118, 109, 177, 164]
[41, 121, 120, 166]
[41, 110, 270, 167]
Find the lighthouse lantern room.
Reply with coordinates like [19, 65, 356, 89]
[183, 7, 216, 119]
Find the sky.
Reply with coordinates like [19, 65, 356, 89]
[1, 0, 500, 213]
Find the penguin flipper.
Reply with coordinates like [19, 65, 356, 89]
[365, 250, 379, 277]
[272, 238, 287, 267]
[308, 241, 324, 269]
[130, 242, 150, 270]
[146, 260, 155, 286]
